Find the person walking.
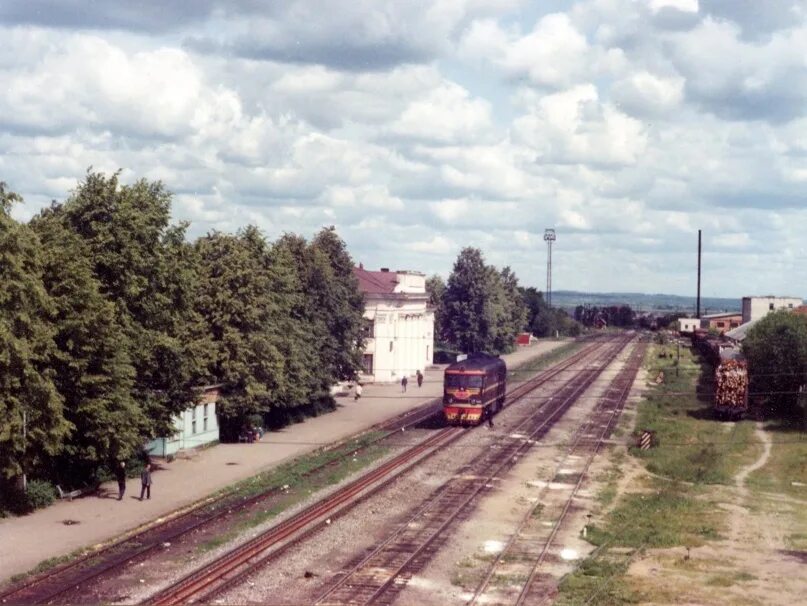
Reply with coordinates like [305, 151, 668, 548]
[354, 382, 363, 401]
[487, 409, 495, 429]
[139, 463, 152, 500]
[416, 370, 424, 388]
[115, 462, 126, 501]
[401, 376, 408, 393]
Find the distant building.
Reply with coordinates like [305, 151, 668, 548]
[354, 266, 434, 383]
[794, 305, 807, 318]
[700, 312, 742, 334]
[146, 385, 221, 458]
[678, 317, 700, 334]
[741, 296, 803, 323]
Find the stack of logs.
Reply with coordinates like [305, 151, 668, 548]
[715, 360, 748, 409]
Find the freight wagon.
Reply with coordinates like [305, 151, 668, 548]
[443, 353, 506, 425]
[692, 330, 748, 418]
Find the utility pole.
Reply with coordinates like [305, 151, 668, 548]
[696, 229, 702, 319]
[544, 228, 556, 307]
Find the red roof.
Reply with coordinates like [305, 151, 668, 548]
[354, 267, 398, 294]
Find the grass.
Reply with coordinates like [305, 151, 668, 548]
[746, 430, 807, 499]
[632, 344, 761, 485]
[557, 340, 765, 605]
[595, 451, 626, 509]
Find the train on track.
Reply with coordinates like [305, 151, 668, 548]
[691, 330, 749, 418]
[443, 353, 506, 425]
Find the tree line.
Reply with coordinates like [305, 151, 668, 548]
[1, 173, 364, 500]
[426, 247, 582, 356]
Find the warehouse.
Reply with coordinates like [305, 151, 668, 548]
[700, 312, 742, 334]
[741, 296, 803, 323]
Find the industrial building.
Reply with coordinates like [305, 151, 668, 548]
[741, 296, 803, 324]
[354, 266, 435, 383]
[700, 312, 742, 334]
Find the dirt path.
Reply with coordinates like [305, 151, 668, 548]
[628, 423, 806, 605]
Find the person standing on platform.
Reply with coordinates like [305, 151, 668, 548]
[354, 382, 363, 401]
[115, 461, 126, 501]
[401, 376, 408, 392]
[140, 463, 152, 500]
[416, 370, 424, 388]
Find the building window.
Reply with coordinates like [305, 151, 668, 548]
[789, 303, 794, 308]
[717, 322, 725, 328]
[362, 319, 374, 338]
[770, 303, 775, 310]
[203, 403, 209, 432]
[389, 341, 393, 352]
[362, 354, 374, 375]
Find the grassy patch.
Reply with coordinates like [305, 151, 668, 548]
[633, 345, 761, 485]
[746, 431, 807, 499]
[705, 571, 756, 586]
[556, 554, 646, 605]
[595, 451, 625, 509]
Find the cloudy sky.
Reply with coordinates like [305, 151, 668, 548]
[2, 0, 806, 298]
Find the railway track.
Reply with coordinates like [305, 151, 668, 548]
[311, 335, 634, 606]
[467, 338, 647, 606]
[143, 339, 613, 605]
[0, 391, 451, 606]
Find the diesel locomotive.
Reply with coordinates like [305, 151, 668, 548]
[443, 353, 507, 425]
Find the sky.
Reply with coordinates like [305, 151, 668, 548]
[1, 0, 806, 299]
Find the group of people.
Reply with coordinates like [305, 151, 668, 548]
[114, 461, 153, 501]
[401, 369, 424, 392]
[353, 369, 425, 400]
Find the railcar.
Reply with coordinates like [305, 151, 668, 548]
[691, 330, 748, 418]
[443, 353, 506, 425]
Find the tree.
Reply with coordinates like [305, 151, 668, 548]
[31, 208, 143, 483]
[442, 248, 526, 354]
[743, 311, 807, 418]
[0, 184, 69, 481]
[193, 228, 285, 430]
[443, 248, 492, 353]
[525, 287, 581, 337]
[308, 227, 365, 381]
[425, 275, 447, 342]
[54, 171, 202, 434]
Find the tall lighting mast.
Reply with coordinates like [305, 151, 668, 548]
[544, 228, 556, 307]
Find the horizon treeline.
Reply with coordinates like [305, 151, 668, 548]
[0, 172, 365, 493]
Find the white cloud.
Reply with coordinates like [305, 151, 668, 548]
[3, 1, 807, 296]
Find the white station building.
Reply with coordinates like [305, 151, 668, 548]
[354, 266, 434, 383]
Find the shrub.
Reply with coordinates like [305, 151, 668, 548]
[25, 480, 57, 510]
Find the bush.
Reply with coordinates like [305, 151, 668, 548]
[25, 480, 57, 510]
[0, 479, 57, 514]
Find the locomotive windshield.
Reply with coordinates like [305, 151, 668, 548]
[445, 374, 484, 389]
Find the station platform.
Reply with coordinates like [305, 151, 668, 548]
[0, 340, 568, 582]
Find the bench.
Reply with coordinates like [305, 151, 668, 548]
[56, 485, 82, 501]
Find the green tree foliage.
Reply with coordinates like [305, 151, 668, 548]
[442, 248, 527, 354]
[574, 304, 634, 328]
[0, 184, 69, 480]
[308, 227, 365, 381]
[523, 287, 581, 337]
[425, 275, 447, 342]
[193, 228, 286, 428]
[53, 171, 202, 433]
[31, 209, 144, 483]
[743, 311, 807, 418]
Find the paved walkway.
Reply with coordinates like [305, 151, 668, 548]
[0, 340, 568, 582]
